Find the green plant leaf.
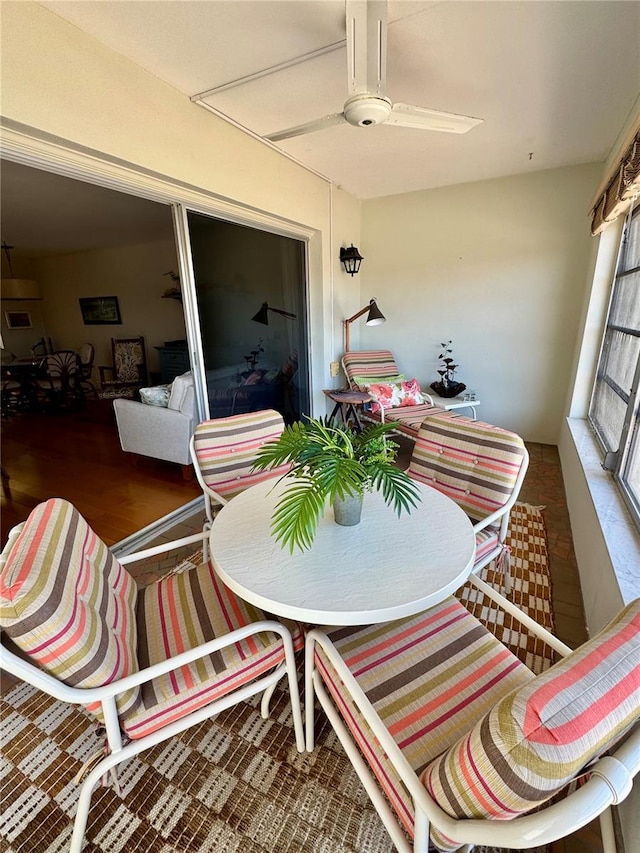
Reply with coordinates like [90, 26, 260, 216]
[250, 415, 421, 551]
[270, 478, 327, 553]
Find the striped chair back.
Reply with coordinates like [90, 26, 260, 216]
[0, 499, 140, 721]
[191, 409, 290, 502]
[342, 350, 400, 388]
[408, 416, 526, 522]
[423, 598, 640, 851]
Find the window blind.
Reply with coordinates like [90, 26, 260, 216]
[591, 127, 640, 236]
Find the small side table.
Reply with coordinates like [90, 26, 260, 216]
[428, 393, 480, 420]
[323, 389, 372, 431]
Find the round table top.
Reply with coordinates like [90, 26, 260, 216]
[210, 478, 476, 625]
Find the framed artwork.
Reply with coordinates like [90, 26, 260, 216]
[79, 296, 122, 325]
[5, 311, 32, 329]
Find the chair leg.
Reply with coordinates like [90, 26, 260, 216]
[202, 520, 212, 563]
[260, 679, 280, 720]
[285, 651, 305, 754]
[305, 633, 317, 752]
[599, 807, 617, 853]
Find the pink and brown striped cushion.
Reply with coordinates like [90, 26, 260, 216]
[192, 409, 290, 500]
[0, 499, 140, 720]
[408, 416, 526, 522]
[126, 560, 304, 739]
[363, 404, 451, 436]
[342, 350, 401, 386]
[315, 598, 533, 837]
[423, 598, 640, 852]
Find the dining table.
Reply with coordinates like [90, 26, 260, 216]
[209, 477, 476, 626]
[0, 356, 45, 411]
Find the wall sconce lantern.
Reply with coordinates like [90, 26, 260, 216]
[340, 244, 363, 276]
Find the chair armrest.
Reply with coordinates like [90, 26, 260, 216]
[469, 574, 573, 656]
[119, 530, 208, 564]
[98, 365, 114, 385]
[1, 618, 294, 706]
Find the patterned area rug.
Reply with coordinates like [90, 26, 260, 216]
[1, 503, 555, 853]
[458, 502, 555, 675]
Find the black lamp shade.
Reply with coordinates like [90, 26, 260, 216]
[252, 302, 270, 325]
[251, 302, 297, 325]
[340, 244, 364, 276]
[365, 299, 385, 325]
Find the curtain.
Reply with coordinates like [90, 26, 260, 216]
[591, 127, 640, 235]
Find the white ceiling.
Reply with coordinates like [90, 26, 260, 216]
[40, 0, 640, 199]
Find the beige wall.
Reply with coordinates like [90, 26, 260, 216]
[360, 163, 601, 443]
[30, 238, 185, 379]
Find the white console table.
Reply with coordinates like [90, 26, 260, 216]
[428, 393, 480, 419]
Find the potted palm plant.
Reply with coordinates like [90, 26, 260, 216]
[252, 417, 421, 553]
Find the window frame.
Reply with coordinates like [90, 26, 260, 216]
[588, 200, 640, 529]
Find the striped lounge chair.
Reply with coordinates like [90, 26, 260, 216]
[0, 498, 304, 853]
[190, 409, 291, 559]
[341, 350, 452, 439]
[305, 584, 640, 852]
[407, 415, 529, 586]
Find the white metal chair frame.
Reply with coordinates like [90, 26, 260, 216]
[189, 433, 231, 560]
[0, 524, 305, 853]
[408, 440, 529, 593]
[467, 443, 528, 588]
[305, 575, 640, 852]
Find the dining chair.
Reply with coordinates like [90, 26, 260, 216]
[190, 409, 291, 559]
[76, 342, 98, 398]
[305, 581, 640, 852]
[30, 336, 54, 358]
[98, 336, 147, 400]
[35, 349, 83, 409]
[407, 415, 529, 590]
[0, 498, 304, 853]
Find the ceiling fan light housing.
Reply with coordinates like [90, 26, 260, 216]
[344, 95, 392, 127]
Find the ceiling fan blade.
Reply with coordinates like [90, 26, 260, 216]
[265, 112, 347, 142]
[346, 0, 387, 96]
[386, 103, 483, 134]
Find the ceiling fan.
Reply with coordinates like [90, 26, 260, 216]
[265, 0, 483, 143]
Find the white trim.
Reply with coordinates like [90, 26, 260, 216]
[564, 418, 640, 609]
[0, 118, 317, 240]
[188, 100, 331, 185]
[191, 41, 344, 100]
[111, 496, 204, 557]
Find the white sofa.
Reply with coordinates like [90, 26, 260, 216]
[113, 372, 197, 470]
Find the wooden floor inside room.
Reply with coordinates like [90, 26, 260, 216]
[1, 399, 201, 547]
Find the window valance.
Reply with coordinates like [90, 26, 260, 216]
[590, 126, 640, 236]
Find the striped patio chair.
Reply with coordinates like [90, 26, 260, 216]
[190, 409, 291, 559]
[408, 415, 529, 587]
[341, 350, 451, 439]
[0, 498, 304, 853]
[305, 586, 640, 852]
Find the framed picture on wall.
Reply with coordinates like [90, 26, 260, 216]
[5, 311, 32, 329]
[79, 296, 122, 325]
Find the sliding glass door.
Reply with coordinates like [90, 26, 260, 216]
[186, 211, 309, 423]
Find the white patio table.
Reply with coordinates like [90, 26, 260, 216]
[209, 478, 475, 626]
